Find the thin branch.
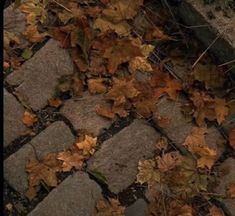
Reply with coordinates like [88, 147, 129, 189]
[219, 59, 235, 67]
[52, 0, 72, 13]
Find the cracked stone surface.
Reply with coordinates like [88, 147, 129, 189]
[6, 39, 74, 110]
[61, 92, 112, 136]
[125, 199, 147, 216]
[4, 89, 27, 147]
[4, 121, 75, 193]
[27, 172, 102, 216]
[88, 119, 160, 193]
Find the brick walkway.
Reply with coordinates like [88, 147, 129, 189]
[3, 3, 235, 216]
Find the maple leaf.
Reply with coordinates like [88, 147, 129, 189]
[92, 198, 125, 216]
[103, 38, 143, 73]
[88, 78, 107, 94]
[227, 183, 235, 198]
[136, 159, 160, 185]
[156, 151, 183, 172]
[22, 111, 38, 127]
[209, 206, 224, 216]
[229, 128, 235, 150]
[76, 135, 97, 156]
[183, 127, 217, 169]
[129, 56, 153, 73]
[57, 151, 84, 172]
[106, 78, 140, 106]
[154, 76, 182, 99]
[214, 98, 229, 125]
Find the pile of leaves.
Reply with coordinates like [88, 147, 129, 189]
[4, 0, 235, 215]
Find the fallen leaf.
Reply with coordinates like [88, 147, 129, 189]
[129, 56, 153, 73]
[92, 198, 125, 216]
[88, 78, 107, 94]
[156, 151, 183, 172]
[96, 105, 115, 119]
[227, 183, 235, 198]
[57, 151, 84, 172]
[229, 128, 235, 150]
[21, 48, 33, 60]
[136, 159, 160, 185]
[104, 38, 143, 73]
[22, 111, 38, 127]
[24, 25, 47, 42]
[209, 206, 224, 216]
[76, 135, 97, 156]
[214, 98, 229, 125]
[48, 98, 63, 108]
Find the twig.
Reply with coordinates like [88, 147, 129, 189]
[192, 29, 226, 68]
[219, 59, 235, 67]
[52, 0, 72, 13]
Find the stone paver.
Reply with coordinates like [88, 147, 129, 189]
[6, 39, 74, 110]
[214, 158, 235, 214]
[154, 96, 225, 157]
[61, 92, 112, 136]
[4, 89, 27, 147]
[88, 119, 160, 193]
[27, 172, 102, 216]
[4, 121, 75, 193]
[125, 199, 147, 216]
[176, 0, 235, 73]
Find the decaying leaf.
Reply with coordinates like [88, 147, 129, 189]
[88, 78, 107, 94]
[209, 206, 224, 216]
[129, 56, 153, 73]
[76, 135, 97, 156]
[48, 98, 63, 108]
[136, 159, 160, 185]
[23, 111, 38, 127]
[214, 98, 229, 125]
[96, 105, 115, 119]
[92, 198, 125, 216]
[227, 183, 235, 198]
[183, 127, 217, 169]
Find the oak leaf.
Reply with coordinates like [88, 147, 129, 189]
[23, 111, 38, 127]
[229, 128, 235, 150]
[76, 135, 97, 156]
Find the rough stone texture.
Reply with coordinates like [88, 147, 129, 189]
[154, 96, 225, 157]
[4, 121, 75, 193]
[214, 158, 235, 215]
[61, 92, 112, 136]
[4, 89, 27, 147]
[88, 119, 160, 193]
[6, 39, 74, 110]
[125, 199, 147, 216]
[176, 0, 235, 74]
[27, 172, 102, 216]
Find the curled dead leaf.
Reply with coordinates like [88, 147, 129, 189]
[23, 111, 38, 127]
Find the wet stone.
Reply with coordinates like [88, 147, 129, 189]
[4, 89, 27, 147]
[27, 172, 102, 216]
[214, 158, 235, 215]
[88, 119, 160, 193]
[4, 121, 75, 193]
[60, 92, 112, 136]
[6, 39, 74, 110]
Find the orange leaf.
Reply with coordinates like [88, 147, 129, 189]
[96, 105, 115, 119]
[88, 78, 107, 94]
[23, 111, 38, 127]
[214, 98, 229, 125]
[48, 98, 63, 108]
[209, 206, 224, 216]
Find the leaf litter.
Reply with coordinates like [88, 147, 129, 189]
[4, 0, 235, 215]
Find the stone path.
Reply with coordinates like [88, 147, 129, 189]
[3, 2, 235, 216]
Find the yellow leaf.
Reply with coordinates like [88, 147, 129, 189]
[76, 135, 97, 156]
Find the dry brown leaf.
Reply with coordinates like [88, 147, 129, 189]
[76, 135, 97, 156]
[229, 128, 235, 150]
[136, 159, 160, 185]
[156, 151, 183, 172]
[209, 206, 224, 216]
[214, 98, 229, 125]
[156, 137, 168, 151]
[183, 127, 217, 169]
[96, 105, 116, 119]
[155, 115, 171, 128]
[48, 98, 63, 108]
[57, 151, 84, 172]
[129, 56, 153, 73]
[88, 78, 107, 94]
[23, 111, 38, 127]
[104, 38, 143, 73]
[227, 183, 235, 198]
[24, 25, 47, 43]
[92, 198, 125, 216]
